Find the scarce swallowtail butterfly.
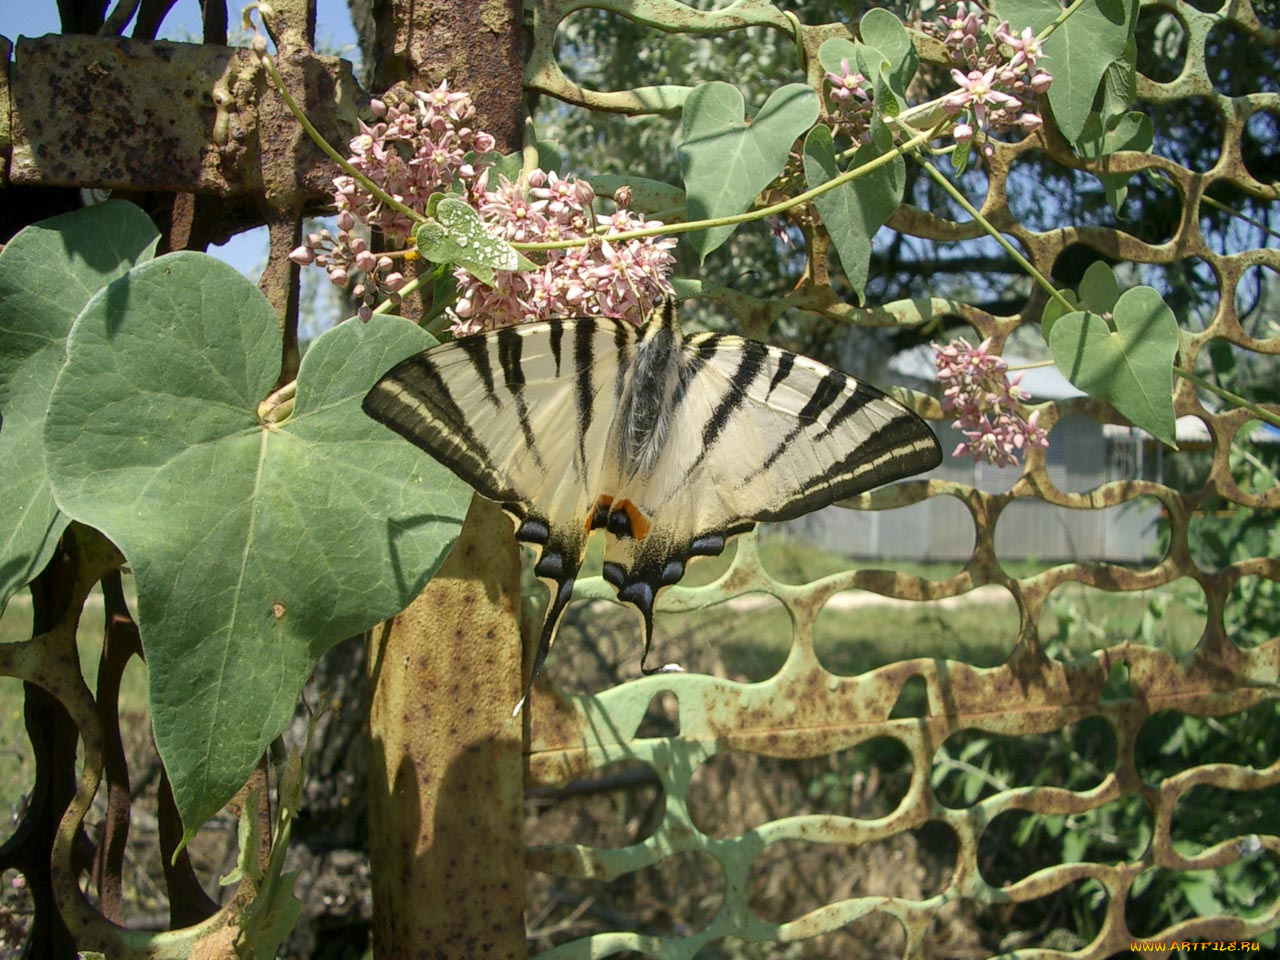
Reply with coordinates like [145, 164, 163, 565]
[363, 297, 942, 711]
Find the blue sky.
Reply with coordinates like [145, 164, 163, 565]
[1, 1, 358, 277]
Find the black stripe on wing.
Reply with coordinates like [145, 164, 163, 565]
[753, 400, 941, 523]
[573, 322, 597, 479]
[495, 326, 545, 472]
[363, 352, 516, 503]
[689, 339, 770, 473]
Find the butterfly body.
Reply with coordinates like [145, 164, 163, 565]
[364, 298, 942, 707]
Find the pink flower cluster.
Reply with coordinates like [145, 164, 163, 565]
[935, 337, 1048, 468]
[290, 81, 494, 319]
[449, 171, 676, 336]
[291, 80, 676, 330]
[337, 83, 495, 243]
[823, 58, 874, 144]
[928, 3, 1052, 156]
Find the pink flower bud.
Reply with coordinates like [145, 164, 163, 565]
[337, 210, 356, 232]
[384, 272, 406, 291]
[289, 245, 315, 265]
[1030, 71, 1052, 93]
[355, 250, 377, 272]
[329, 268, 349, 286]
[370, 98, 387, 117]
[954, 122, 974, 141]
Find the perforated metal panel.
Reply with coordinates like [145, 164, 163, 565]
[522, 0, 1280, 954]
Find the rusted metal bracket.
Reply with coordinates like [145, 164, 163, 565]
[3, 32, 356, 202]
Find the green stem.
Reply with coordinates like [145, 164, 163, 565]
[1174, 368, 1280, 430]
[1200, 194, 1280, 242]
[917, 158, 1075, 314]
[254, 34, 423, 227]
[1040, 0, 1092, 42]
[1230, 436, 1280, 488]
[514, 127, 936, 252]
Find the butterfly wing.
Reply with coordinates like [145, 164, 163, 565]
[364, 319, 637, 706]
[601, 331, 942, 659]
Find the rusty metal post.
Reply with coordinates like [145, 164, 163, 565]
[367, 495, 527, 957]
[359, 2, 528, 955]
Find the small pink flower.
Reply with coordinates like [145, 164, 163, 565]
[934, 337, 1049, 468]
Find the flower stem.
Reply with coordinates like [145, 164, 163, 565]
[250, 13, 423, 227]
[513, 127, 937, 252]
[1174, 368, 1280, 430]
[917, 158, 1075, 314]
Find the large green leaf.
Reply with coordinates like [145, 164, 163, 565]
[44, 253, 470, 839]
[803, 122, 905, 303]
[1049, 285, 1179, 446]
[1075, 109, 1154, 213]
[995, 0, 1138, 142]
[677, 81, 819, 260]
[0, 201, 159, 614]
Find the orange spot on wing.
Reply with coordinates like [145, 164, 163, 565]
[616, 499, 651, 540]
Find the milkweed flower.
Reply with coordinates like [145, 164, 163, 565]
[823, 58, 874, 144]
[926, 3, 1053, 158]
[935, 337, 1049, 468]
[290, 81, 676, 329]
[450, 174, 676, 336]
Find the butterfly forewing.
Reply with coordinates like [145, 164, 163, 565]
[365, 319, 630, 518]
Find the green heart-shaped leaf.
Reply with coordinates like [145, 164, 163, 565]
[803, 121, 905, 303]
[858, 10, 917, 111]
[678, 81, 819, 260]
[1049, 285, 1179, 446]
[0, 201, 159, 613]
[995, 0, 1139, 142]
[45, 253, 470, 840]
[1079, 260, 1120, 313]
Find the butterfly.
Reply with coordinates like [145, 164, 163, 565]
[364, 297, 941, 710]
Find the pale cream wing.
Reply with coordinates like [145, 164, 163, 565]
[601, 333, 941, 657]
[364, 318, 638, 705]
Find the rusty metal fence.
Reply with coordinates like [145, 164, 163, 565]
[1, 0, 1278, 957]
[519, 0, 1280, 955]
